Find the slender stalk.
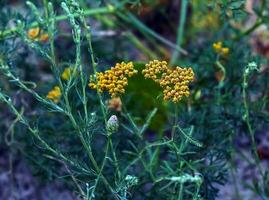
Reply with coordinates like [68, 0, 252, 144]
[0, 6, 118, 40]
[122, 102, 141, 139]
[109, 139, 121, 180]
[0, 94, 91, 174]
[42, 0, 49, 18]
[215, 60, 226, 104]
[89, 137, 110, 200]
[94, 14, 158, 59]
[233, 0, 266, 42]
[78, 7, 121, 199]
[63, 162, 86, 198]
[171, 104, 179, 139]
[81, 15, 108, 125]
[45, 3, 116, 197]
[117, 12, 188, 55]
[0, 65, 64, 113]
[125, 31, 157, 59]
[178, 183, 184, 200]
[170, 0, 188, 65]
[242, 74, 263, 176]
[215, 60, 226, 84]
[233, 20, 263, 41]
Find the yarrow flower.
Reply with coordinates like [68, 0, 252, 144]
[27, 27, 49, 42]
[88, 62, 137, 97]
[142, 60, 168, 81]
[46, 86, 61, 103]
[212, 41, 229, 56]
[142, 60, 194, 103]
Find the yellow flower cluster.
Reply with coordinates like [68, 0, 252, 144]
[46, 86, 61, 103]
[88, 62, 137, 97]
[142, 60, 168, 81]
[27, 27, 49, 42]
[61, 67, 72, 81]
[213, 41, 229, 56]
[142, 60, 194, 103]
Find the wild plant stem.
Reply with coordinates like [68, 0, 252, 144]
[171, 104, 179, 139]
[233, 1, 266, 41]
[0, 94, 91, 174]
[215, 60, 226, 85]
[63, 162, 86, 198]
[242, 74, 263, 176]
[178, 183, 184, 200]
[109, 139, 121, 180]
[170, 0, 188, 65]
[81, 16, 108, 125]
[89, 137, 110, 200]
[117, 12, 188, 55]
[215, 60, 226, 103]
[0, 6, 118, 40]
[79, 8, 121, 199]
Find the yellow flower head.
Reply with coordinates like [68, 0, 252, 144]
[27, 27, 49, 42]
[28, 27, 40, 39]
[213, 41, 229, 56]
[46, 86, 61, 103]
[221, 47, 229, 56]
[89, 62, 137, 97]
[39, 33, 49, 42]
[142, 60, 168, 82]
[143, 60, 195, 103]
[61, 67, 72, 81]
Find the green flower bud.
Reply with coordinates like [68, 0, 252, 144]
[106, 115, 119, 135]
[125, 175, 138, 187]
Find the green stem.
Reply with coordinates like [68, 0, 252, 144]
[109, 139, 121, 180]
[178, 183, 184, 200]
[89, 137, 110, 200]
[0, 94, 90, 174]
[170, 0, 188, 65]
[242, 74, 263, 176]
[81, 15, 108, 125]
[215, 60, 226, 84]
[122, 102, 141, 139]
[117, 12, 188, 55]
[42, 0, 49, 18]
[0, 6, 118, 40]
[215, 60, 226, 104]
[234, 20, 263, 41]
[125, 32, 157, 59]
[171, 104, 179, 139]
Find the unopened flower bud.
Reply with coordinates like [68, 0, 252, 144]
[106, 115, 119, 135]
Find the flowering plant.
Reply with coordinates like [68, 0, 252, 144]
[0, 0, 268, 200]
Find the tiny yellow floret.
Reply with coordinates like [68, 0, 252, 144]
[28, 27, 40, 39]
[221, 47, 229, 56]
[28, 27, 49, 42]
[39, 33, 49, 42]
[213, 42, 222, 53]
[46, 86, 62, 103]
[61, 67, 72, 81]
[213, 41, 229, 56]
